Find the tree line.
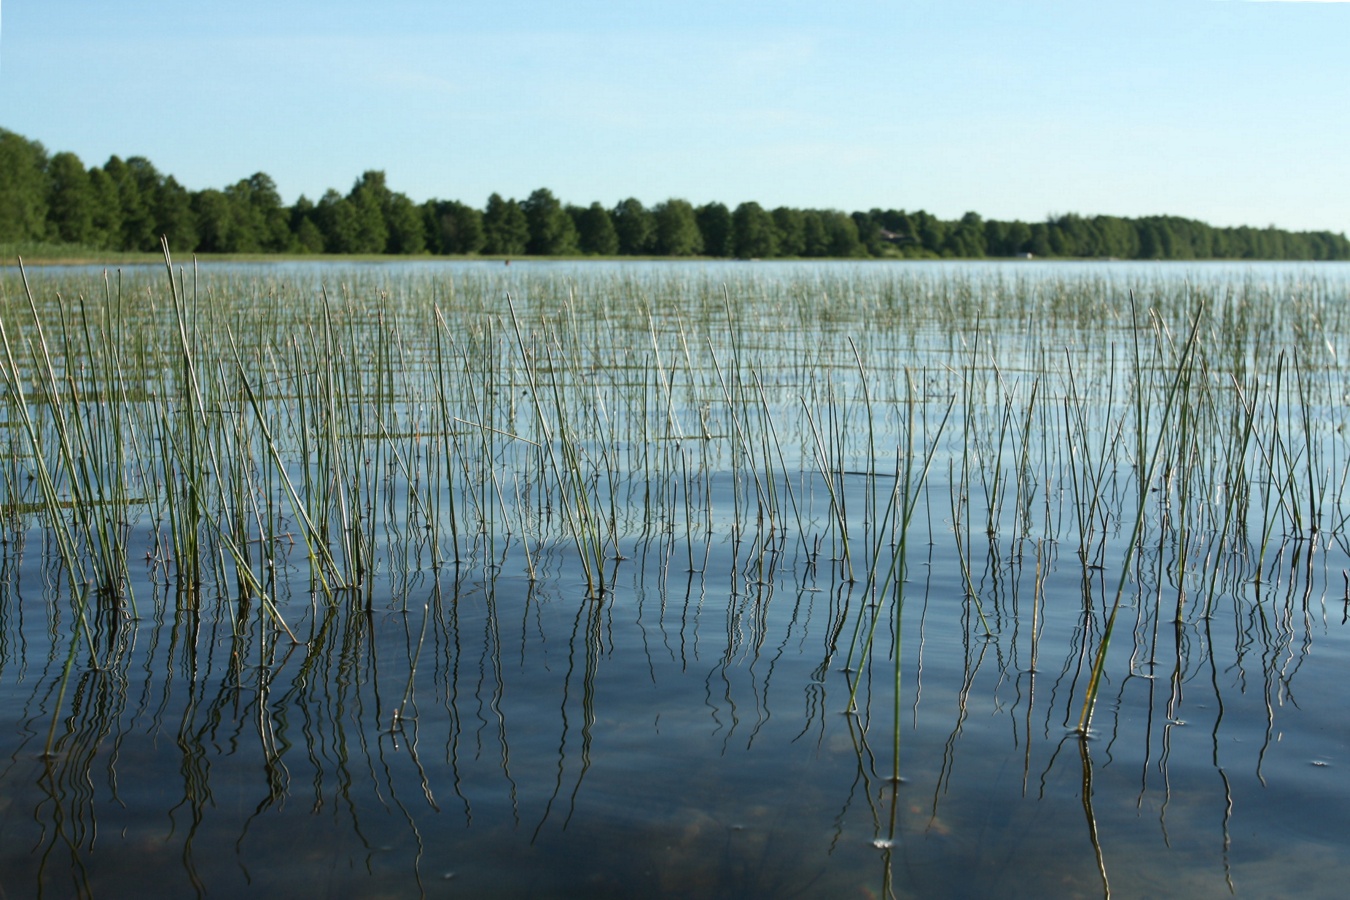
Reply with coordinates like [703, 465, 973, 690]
[3, 127, 1348, 261]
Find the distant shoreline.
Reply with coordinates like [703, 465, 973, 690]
[9, 253, 1350, 269]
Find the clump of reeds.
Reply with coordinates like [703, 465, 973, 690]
[4, 257, 1349, 757]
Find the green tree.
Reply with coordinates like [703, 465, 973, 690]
[877, 209, 914, 236]
[772, 207, 806, 257]
[822, 210, 865, 257]
[0, 129, 50, 243]
[652, 199, 703, 256]
[982, 219, 1011, 256]
[1137, 219, 1166, 259]
[612, 198, 654, 255]
[573, 202, 619, 255]
[1207, 223, 1233, 259]
[197, 178, 284, 253]
[46, 151, 95, 245]
[696, 202, 733, 257]
[802, 211, 830, 257]
[348, 171, 391, 254]
[424, 199, 486, 254]
[914, 211, 947, 256]
[1006, 221, 1033, 256]
[944, 211, 986, 258]
[384, 192, 426, 254]
[315, 189, 361, 253]
[876, 210, 920, 255]
[1093, 215, 1137, 259]
[294, 219, 324, 253]
[125, 157, 171, 250]
[1051, 213, 1114, 258]
[242, 173, 292, 250]
[1168, 217, 1201, 259]
[99, 156, 156, 250]
[155, 176, 199, 252]
[191, 189, 238, 253]
[732, 202, 777, 258]
[852, 211, 885, 257]
[420, 201, 444, 254]
[86, 167, 124, 250]
[1305, 230, 1349, 260]
[212, 173, 287, 252]
[482, 193, 529, 256]
[522, 188, 578, 255]
[1028, 223, 1052, 258]
[289, 195, 325, 253]
[1046, 216, 1082, 257]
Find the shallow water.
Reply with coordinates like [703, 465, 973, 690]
[2, 259, 1349, 898]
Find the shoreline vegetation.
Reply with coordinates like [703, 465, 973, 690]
[3, 126, 1349, 263]
[10, 244, 1350, 268]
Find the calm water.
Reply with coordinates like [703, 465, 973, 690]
[2, 259, 1349, 898]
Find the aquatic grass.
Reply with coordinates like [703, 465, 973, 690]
[842, 372, 953, 708]
[7, 263, 1344, 614]
[1075, 299, 1206, 734]
[5, 258, 1350, 897]
[506, 294, 610, 597]
[0, 264, 129, 610]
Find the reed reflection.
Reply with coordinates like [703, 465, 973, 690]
[0, 262, 1348, 896]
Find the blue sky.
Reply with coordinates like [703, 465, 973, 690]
[2, 0, 1348, 233]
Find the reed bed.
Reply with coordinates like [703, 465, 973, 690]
[0, 265, 1342, 708]
[4, 255, 1350, 895]
[2, 260, 1348, 707]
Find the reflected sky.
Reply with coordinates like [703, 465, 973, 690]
[1, 260, 1349, 898]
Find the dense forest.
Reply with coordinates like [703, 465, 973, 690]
[3, 127, 1348, 261]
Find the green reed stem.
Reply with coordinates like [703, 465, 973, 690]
[1076, 300, 1205, 734]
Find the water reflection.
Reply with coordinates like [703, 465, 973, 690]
[3, 261, 1350, 897]
[0, 505, 1347, 896]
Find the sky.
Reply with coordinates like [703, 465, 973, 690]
[2, 0, 1349, 234]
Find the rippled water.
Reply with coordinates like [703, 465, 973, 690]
[2, 259, 1349, 898]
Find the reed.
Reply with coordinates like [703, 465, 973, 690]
[3, 258, 1347, 755]
[1075, 299, 1206, 734]
[6, 256, 1350, 899]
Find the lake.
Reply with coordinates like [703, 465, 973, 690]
[1, 257, 1349, 898]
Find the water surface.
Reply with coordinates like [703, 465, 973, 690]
[1, 259, 1348, 898]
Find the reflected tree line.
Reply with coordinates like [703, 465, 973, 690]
[4, 127, 1349, 261]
